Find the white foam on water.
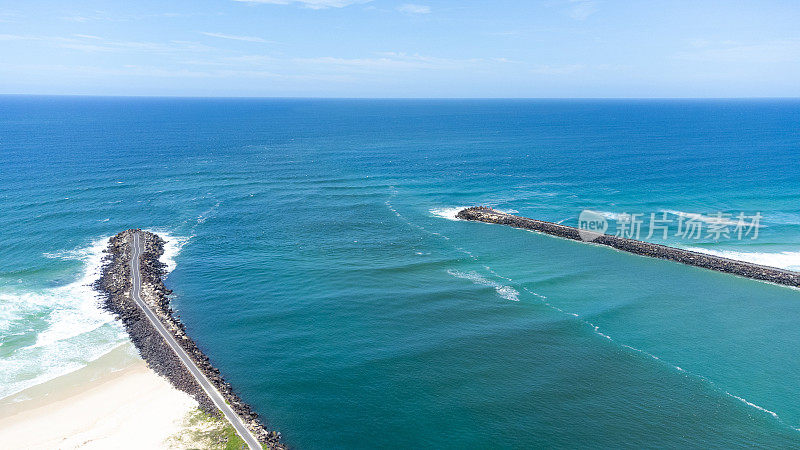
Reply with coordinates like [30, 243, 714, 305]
[195, 201, 221, 225]
[446, 269, 520, 301]
[385, 199, 403, 218]
[430, 204, 798, 431]
[430, 206, 522, 222]
[593, 211, 629, 221]
[0, 237, 124, 398]
[390, 196, 799, 430]
[516, 286, 800, 432]
[594, 209, 764, 229]
[660, 209, 759, 227]
[429, 207, 467, 221]
[766, 212, 800, 225]
[145, 230, 190, 274]
[424, 207, 797, 432]
[683, 247, 800, 271]
[0, 230, 189, 400]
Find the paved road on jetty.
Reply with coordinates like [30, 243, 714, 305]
[131, 232, 262, 450]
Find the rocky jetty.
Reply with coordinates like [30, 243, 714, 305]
[95, 229, 285, 448]
[456, 207, 800, 288]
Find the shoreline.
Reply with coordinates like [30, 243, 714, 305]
[94, 229, 284, 447]
[0, 342, 200, 449]
[457, 207, 800, 288]
[0, 343, 140, 416]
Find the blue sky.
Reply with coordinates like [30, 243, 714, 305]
[1, 0, 798, 97]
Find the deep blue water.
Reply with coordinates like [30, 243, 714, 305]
[2, 97, 800, 448]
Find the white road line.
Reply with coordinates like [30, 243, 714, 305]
[131, 232, 261, 450]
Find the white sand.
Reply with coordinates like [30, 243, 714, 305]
[0, 344, 199, 449]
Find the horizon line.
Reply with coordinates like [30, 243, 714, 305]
[2, 93, 800, 101]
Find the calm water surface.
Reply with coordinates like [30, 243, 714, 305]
[2, 97, 800, 448]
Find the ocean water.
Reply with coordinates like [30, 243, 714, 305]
[2, 97, 800, 448]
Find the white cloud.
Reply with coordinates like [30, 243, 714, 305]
[62, 15, 92, 23]
[222, 55, 277, 64]
[0, 33, 215, 54]
[294, 52, 508, 73]
[294, 55, 432, 70]
[73, 34, 103, 40]
[566, 0, 597, 20]
[201, 32, 271, 43]
[397, 4, 431, 14]
[60, 11, 118, 23]
[483, 30, 522, 37]
[530, 64, 585, 75]
[675, 40, 800, 64]
[231, 0, 371, 9]
[0, 34, 33, 41]
[0, 11, 22, 23]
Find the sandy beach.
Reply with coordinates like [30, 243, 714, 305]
[0, 343, 200, 449]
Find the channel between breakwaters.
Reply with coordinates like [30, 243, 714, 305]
[94, 229, 285, 449]
[456, 207, 800, 288]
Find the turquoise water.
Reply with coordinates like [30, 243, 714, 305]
[2, 97, 800, 447]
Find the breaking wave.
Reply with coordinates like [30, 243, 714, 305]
[446, 269, 520, 301]
[430, 207, 467, 221]
[0, 231, 187, 399]
[683, 247, 800, 271]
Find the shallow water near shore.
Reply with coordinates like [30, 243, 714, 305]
[2, 97, 800, 447]
[0, 343, 139, 413]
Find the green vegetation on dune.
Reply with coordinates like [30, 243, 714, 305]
[166, 408, 266, 449]
[221, 422, 248, 450]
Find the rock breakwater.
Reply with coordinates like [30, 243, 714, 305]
[456, 207, 800, 288]
[94, 229, 285, 448]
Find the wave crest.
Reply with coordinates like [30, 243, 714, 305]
[446, 269, 520, 301]
[0, 231, 188, 399]
[683, 247, 800, 271]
